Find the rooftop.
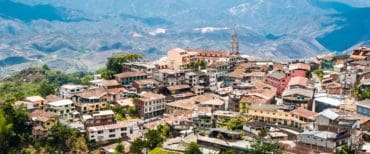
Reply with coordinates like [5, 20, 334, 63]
[92, 110, 114, 117]
[289, 63, 311, 71]
[288, 76, 308, 87]
[267, 71, 286, 80]
[357, 99, 370, 108]
[317, 109, 339, 120]
[166, 84, 191, 91]
[77, 88, 108, 99]
[291, 107, 317, 120]
[114, 71, 146, 78]
[100, 80, 121, 87]
[248, 104, 287, 111]
[133, 79, 159, 85]
[24, 96, 44, 102]
[139, 92, 166, 101]
[48, 99, 73, 107]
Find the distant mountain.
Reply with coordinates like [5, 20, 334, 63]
[0, 0, 370, 78]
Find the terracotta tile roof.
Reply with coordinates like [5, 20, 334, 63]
[246, 71, 266, 77]
[77, 88, 108, 99]
[24, 96, 44, 103]
[30, 110, 57, 122]
[289, 63, 311, 71]
[291, 107, 317, 120]
[87, 120, 138, 132]
[101, 80, 121, 87]
[225, 71, 248, 79]
[114, 71, 146, 78]
[107, 87, 127, 94]
[247, 80, 277, 100]
[249, 104, 287, 111]
[166, 99, 197, 111]
[288, 76, 308, 87]
[166, 84, 191, 91]
[139, 92, 166, 102]
[45, 95, 61, 102]
[267, 71, 286, 80]
[133, 79, 159, 85]
[187, 49, 230, 57]
[282, 88, 314, 98]
[240, 95, 268, 104]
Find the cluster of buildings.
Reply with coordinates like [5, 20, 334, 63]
[13, 31, 370, 153]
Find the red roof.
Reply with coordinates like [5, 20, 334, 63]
[288, 76, 308, 87]
[291, 107, 317, 120]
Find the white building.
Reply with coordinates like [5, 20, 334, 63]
[58, 84, 86, 99]
[87, 120, 139, 142]
[46, 99, 76, 120]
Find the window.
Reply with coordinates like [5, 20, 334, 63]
[121, 128, 127, 131]
[109, 134, 115, 138]
[98, 131, 103, 134]
[109, 129, 115, 132]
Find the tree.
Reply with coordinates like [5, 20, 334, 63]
[38, 80, 55, 97]
[227, 118, 245, 130]
[105, 54, 143, 79]
[184, 142, 202, 154]
[130, 138, 145, 154]
[128, 106, 139, 117]
[46, 124, 79, 152]
[335, 145, 355, 154]
[305, 70, 312, 78]
[113, 143, 125, 154]
[250, 141, 282, 154]
[144, 129, 164, 150]
[0, 110, 14, 153]
[157, 124, 171, 138]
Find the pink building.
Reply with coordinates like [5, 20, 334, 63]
[265, 70, 291, 95]
[289, 63, 311, 77]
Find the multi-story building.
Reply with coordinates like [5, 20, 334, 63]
[134, 92, 166, 119]
[357, 99, 370, 117]
[246, 104, 316, 130]
[114, 71, 147, 87]
[29, 110, 58, 140]
[282, 87, 314, 110]
[132, 79, 159, 93]
[23, 96, 45, 109]
[122, 62, 156, 78]
[213, 110, 242, 128]
[46, 99, 76, 120]
[86, 120, 139, 142]
[288, 63, 311, 77]
[265, 70, 290, 95]
[350, 46, 370, 61]
[167, 48, 198, 70]
[82, 110, 116, 127]
[58, 84, 86, 99]
[72, 88, 109, 114]
[208, 61, 229, 80]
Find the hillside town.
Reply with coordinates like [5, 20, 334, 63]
[4, 32, 370, 154]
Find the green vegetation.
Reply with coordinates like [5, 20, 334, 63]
[184, 142, 202, 154]
[0, 66, 93, 104]
[249, 141, 282, 154]
[190, 59, 207, 71]
[314, 70, 324, 81]
[144, 129, 165, 150]
[305, 70, 312, 78]
[334, 145, 355, 154]
[226, 118, 246, 130]
[103, 53, 142, 79]
[130, 138, 146, 154]
[352, 84, 370, 100]
[113, 143, 125, 154]
[149, 147, 178, 154]
[128, 124, 170, 153]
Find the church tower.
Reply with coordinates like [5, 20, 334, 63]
[230, 29, 239, 55]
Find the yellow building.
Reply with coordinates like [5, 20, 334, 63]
[246, 104, 316, 130]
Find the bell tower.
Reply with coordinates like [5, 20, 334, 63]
[230, 29, 239, 55]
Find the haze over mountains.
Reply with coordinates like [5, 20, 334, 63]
[1, 0, 370, 77]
